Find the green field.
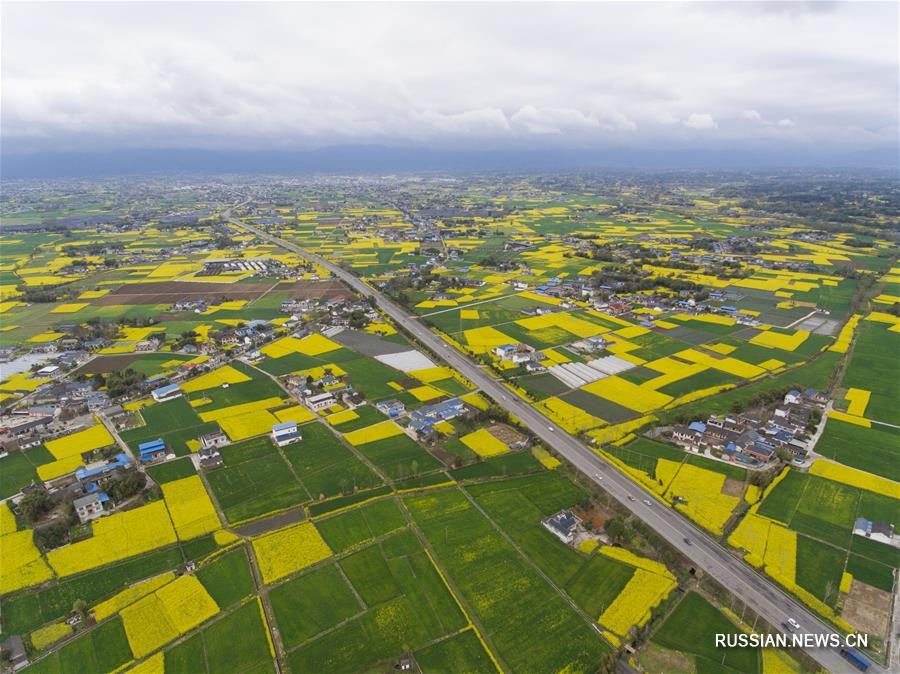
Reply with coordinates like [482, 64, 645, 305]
[196, 547, 256, 608]
[26, 616, 132, 674]
[816, 416, 900, 481]
[652, 592, 760, 673]
[205, 437, 308, 523]
[316, 497, 407, 553]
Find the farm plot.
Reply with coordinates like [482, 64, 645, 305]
[195, 547, 256, 609]
[281, 422, 382, 499]
[347, 431, 442, 479]
[164, 599, 275, 674]
[841, 319, 900, 425]
[205, 437, 308, 523]
[286, 540, 468, 673]
[121, 397, 218, 456]
[316, 497, 407, 553]
[404, 488, 610, 673]
[25, 616, 133, 674]
[651, 592, 760, 673]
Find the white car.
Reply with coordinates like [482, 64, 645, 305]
[787, 618, 800, 631]
[642, 499, 652, 506]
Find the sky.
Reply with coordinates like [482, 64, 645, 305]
[2, 1, 898, 159]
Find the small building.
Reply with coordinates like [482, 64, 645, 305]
[271, 421, 301, 447]
[138, 438, 167, 463]
[376, 399, 406, 418]
[541, 510, 582, 545]
[151, 383, 182, 403]
[305, 392, 336, 411]
[198, 446, 224, 470]
[75, 453, 131, 483]
[199, 429, 230, 451]
[74, 491, 109, 523]
[0, 634, 28, 671]
[853, 517, 894, 545]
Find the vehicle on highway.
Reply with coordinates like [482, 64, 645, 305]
[642, 499, 652, 506]
[839, 647, 870, 671]
[627, 496, 636, 502]
[548, 426, 555, 431]
[786, 618, 800, 631]
[683, 537, 692, 545]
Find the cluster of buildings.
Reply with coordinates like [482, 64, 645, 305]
[670, 389, 828, 467]
[492, 343, 545, 373]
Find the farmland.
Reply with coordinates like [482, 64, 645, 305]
[0, 172, 897, 673]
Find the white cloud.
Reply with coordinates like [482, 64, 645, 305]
[777, 118, 795, 127]
[684, 113, 719, 130]
[0, 2, 896, 153]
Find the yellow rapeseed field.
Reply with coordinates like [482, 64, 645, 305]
[326, 409, 359, 425]
[829, 315, 861, 353]
[409, 385, 444, 402]
[531, 446, 561, 470]
[162, 476, 220, 540]
[460, 429, 509, 458]
[30, 622, 71, 650]
[809, 459, 899, 499]
[261, 334, 341, 358]
[128, 652, 165, 674]
[217, 409, 279, 441]
[538, 396, 605, 433]
[121, 574, 219, 658]
[598, 568, 676, 637]
[45, 422, 115, 460]
[749, 329, 810, 352]
[50, 303, 89, 314]
[664, 462, 741, 536]
[199, 397, 284, 422]
[343, 421, 404, 446]
[844, 388, 871, 417]
[252, 522, 332, 584]
[180, 365, 250, 393]
[274, 405, 316, 425]
[408, 366, 455, 383]
[93, 573, 177, 622]
[0, 529, 54, 594]
[48, 501, 177, 578]
[582, 376, 672, 413]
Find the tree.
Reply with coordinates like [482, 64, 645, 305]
[104, 470, 146, 502]
[34, 520, 69, 552]
[19, 490, 54, 524]
[604, 516, 631, 545]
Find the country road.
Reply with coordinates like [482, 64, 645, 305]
[227, 208, 884, 674]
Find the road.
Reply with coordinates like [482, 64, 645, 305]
[227, 210, 881, 674]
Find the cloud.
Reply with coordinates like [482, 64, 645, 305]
[777, 118, 795, 127]
[0, 2, 896, 154]
[684, 113, 719, 130]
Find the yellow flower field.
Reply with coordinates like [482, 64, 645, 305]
[199, 397, 284, 422]
[252, 521, 332, 584]
[844, 388, 871, 417]
[829, 314, 861, 353]
[827, 409, 870, 427]
[128, 652, 165, 674]
[582, 376, 673, 413]
[0, 372, 51, 393]
[180, 365, 251, 392]
[78, 289, 109, 299]
[408, 366, 454, 383]
[675, 348, 764, 379]
[93, 573, 176, 622]
[27, 331, 65, 343]
[48, 501, 177, 578]
[587, 415, 656, 445]
[463, 326, 513, 353]
[162, 476, 220, 540]
[343, 420, 404, 446]
[840, 572, 853, 594]
[408, 385, 443, 402]
[538, 396, 605, 433]
[37, 454, 87, 481]
[0, 505, 15, 536]
[274, 405, 316, 425]
[30, 622, 71, 650]
[261, 333, 341, 358]
[0, 529, 54, 594]
[598, 568, 676, 637]
[460, 428, 509, 457]
[326, 409, 359, 425]
[749, 329, 810, 352]
[121, 574, 219, 658]
[45, 421, 115, 460]
[531, 446, 561, 469]
[218, 409, 279, 441]
[460, 391, 489, 410]
[50, 302, 89, 314]
[809, 459, 899, 499]
[663, 461, 741, 536]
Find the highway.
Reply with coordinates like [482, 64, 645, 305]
[228, 210, 880, 674]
